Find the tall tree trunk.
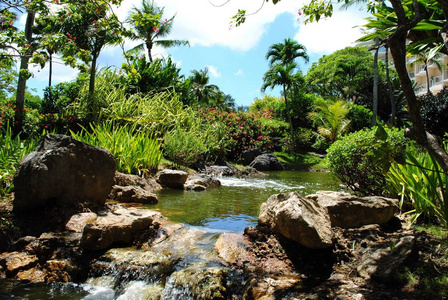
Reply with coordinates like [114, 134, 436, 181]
[88, 53, 98, 120]
[372, 37, 379, 126]
[14, 11, 35, 136]
[48, 51, 53, 88]
[146, 40, 153, 62]
[283, 85, 294, 136]
[385, 46, 396, 125]
[425, 65, 431, 94]
[388, 0, 448, 172]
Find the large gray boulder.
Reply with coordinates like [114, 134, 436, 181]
[258, 192, 333, 249]
[13, 134, 115, 211]
[306, 191, 399, 228]
[80, 207, 162, 251]
[249, 153, 285, 171]
[241, 147, 263, 165]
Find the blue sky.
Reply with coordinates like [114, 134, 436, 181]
[25, 0, 368, 107]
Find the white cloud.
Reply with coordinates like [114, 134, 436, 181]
[206, 65, 221, 77]
[234, 69, 244, 77]
[119, 0, 301, 52]
[294, 8, 368, 55]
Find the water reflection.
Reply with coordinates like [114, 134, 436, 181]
[151, 171, 341, 232]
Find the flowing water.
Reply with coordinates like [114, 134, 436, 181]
[0, 171, 341, 299]
[152, 171, 341, 233]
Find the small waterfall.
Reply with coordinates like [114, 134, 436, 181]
[83, 226, 227, 299]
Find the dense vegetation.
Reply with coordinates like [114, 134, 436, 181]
[2, 0, 448, 231]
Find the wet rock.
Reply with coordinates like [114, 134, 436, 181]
[66, 212, 98, 233]
[156, 169, 188, 189]
[184, 174, 221, 191]
[16, 266, 46, 283]
[357, 235, 415, 282]
[205, 164, 238, 177]
[151, 222, 184, 246]
[258, 192, 333, 249]
[90, 248, 174, 282]
[306, 191, 399, 228]
[113, 172, 162, 192]
[81, 208, 163, 251]
[44, 259, 80, 283]
[215, 233, 252, 265]
[0, 252, 38, 275]
[13, 134, 115, 211]
[109, 185, 158, 204]
[162, 264, 227, 299]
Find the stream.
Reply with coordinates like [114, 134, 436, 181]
[0, 171, 341, 299]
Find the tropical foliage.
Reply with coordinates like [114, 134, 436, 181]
[71, 122, 162, 175]
[386, 142, 448, 227]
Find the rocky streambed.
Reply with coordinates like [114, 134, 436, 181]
[0, 134, 446, 299]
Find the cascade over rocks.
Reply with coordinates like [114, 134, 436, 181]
[249, 153, 285, 171]
[258, 192, 333, 249]
[306, 191, 399, 228]
[13, 134, 115, 211]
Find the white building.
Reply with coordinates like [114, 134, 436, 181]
[378, 47, 448, 96]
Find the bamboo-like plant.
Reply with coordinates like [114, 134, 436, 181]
[71, 122, 162, 175]
[0, 124, 37, 195]
[386, 142, 448, 227]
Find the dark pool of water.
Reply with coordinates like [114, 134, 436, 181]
[150, 170, 342, 232]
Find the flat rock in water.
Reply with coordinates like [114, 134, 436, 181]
[0, 252, 38, 274]
[80, 208, 163, 251]
[156, 169, 188, 189]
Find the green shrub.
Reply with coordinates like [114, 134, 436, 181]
[71, 122, 162, 175]
[420, 86, 448, 137]
[327, 126, 408, 195]
[347, 104, 372, 132]
[163, 128, 207, 168]
[386, 142, 448, 227]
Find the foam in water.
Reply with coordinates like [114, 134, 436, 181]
[219, 176, 305, 192]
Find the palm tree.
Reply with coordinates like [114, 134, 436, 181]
[263, 38, 309, 135]
[127, 0, 189, 62]
[308, 99, 350, 143]
[189, 68, 220, 106]
[262, 63, 302, 135]
[266, 38, 309, 66]
[414, 49, 442, 94]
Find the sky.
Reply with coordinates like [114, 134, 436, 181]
[25, 0, 369, 107]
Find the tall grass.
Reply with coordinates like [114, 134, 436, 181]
[0, 125, 38, 195]
[386, 142, 448, 227]
[66, 69, 193, 138]
[71, 122, 162, 175]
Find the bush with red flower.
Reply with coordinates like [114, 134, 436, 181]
[199, 107, 275, 160]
